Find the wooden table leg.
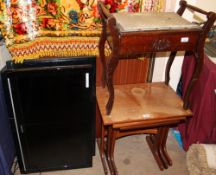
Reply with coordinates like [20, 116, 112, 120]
[107, 126, 118, 175]
[165, 51, 177, 85]
[160, 127, 172, 166]
[146, 127, 171, 170]
[146, 135, 166, 170]
[97, 123, 108, 175]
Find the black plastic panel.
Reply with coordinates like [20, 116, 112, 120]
[1, 57, 96, 173]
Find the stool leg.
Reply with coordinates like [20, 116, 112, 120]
[106, 55, 119, 115]
[165, 51, 177, 85]
[99, 25, 107, 88]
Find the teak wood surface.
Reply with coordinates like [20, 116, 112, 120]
[97, 83, 192, 125]
[96, 58, 149, 87]
[97, 1, 216, 175]
[96, 83, 192, 174]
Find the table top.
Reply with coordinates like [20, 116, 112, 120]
[96, 83, 192, 125]
[113, 12, 200, 32]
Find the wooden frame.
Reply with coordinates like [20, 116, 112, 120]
[98, 0, 216, 115]
[96, 1, 216, 175]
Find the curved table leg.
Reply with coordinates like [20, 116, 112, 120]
[106, 55, 119, 115]
[183, 49, 204, 109]
[165, 51, 177, 85]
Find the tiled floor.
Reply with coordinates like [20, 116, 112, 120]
[14, 133, 189, 175]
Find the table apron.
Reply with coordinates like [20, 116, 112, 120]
[117, 32, 200, 54]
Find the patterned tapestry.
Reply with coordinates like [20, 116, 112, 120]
[0, 0, 165, 46]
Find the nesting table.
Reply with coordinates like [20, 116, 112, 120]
[96, 1, 216, 174]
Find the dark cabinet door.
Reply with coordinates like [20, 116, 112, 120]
[0, 75, 15, 175]
[2, 57, 96, 173]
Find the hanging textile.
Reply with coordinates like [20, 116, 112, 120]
[0, 0, 166, 62]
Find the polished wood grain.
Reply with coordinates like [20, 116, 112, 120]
[96, 1, 216, 174]
[95, 54, 149, 139]
[96, 83, 193, 174]
[97, 83, 192, 125]
[96, 57, 149, 86]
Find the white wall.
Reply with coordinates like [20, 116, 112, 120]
[0, 43, 12, 69]
[196, 0, 216, 12]
[194, 0, 216, 23]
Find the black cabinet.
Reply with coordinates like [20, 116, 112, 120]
[0, 74, 15, 175]
[1, 57, 96, 173]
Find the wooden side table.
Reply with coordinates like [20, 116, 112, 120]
[97, 83, 193, 174]
[98, 0, 216, 115]
[96, 1, 216, 175]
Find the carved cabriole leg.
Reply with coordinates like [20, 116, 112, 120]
[106, 54, 119, 115]
[99, 26, 107, 88]
[165, 51, 177, 85]
[183, 48, 204, 109]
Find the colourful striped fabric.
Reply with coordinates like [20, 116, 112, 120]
[0, 0, 166, 62]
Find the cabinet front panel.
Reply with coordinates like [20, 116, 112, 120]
[5, 59, 96, 173]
